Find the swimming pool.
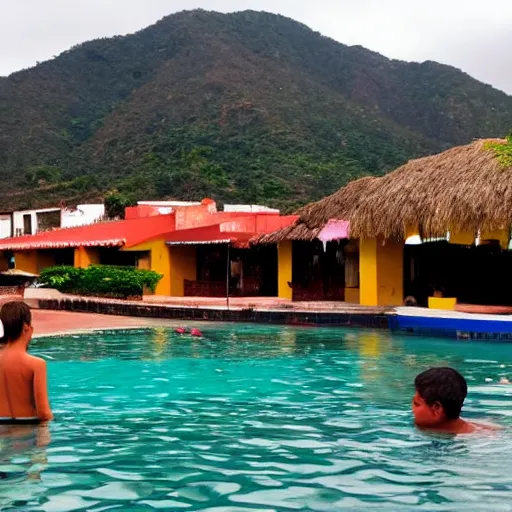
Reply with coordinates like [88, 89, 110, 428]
[1, 325, 512, 510]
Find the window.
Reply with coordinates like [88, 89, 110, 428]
[23, 214, 32, 235]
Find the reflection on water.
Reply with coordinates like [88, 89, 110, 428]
[150, 327, 167, 359]
[1, 325, 511, 510]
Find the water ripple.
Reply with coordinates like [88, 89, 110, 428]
[0, 326, 508, 510]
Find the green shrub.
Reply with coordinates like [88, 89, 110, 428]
[484, 131, 512, 168]
[39, 265, 162, 299]
[39, 266, 82, 293]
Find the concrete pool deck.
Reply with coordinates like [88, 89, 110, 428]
[0, 289, 386, 335]
[7, 289, 512, 338]
[32, 310, 184, 337]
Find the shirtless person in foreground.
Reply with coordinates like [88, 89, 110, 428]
[0, 301, 53, 424]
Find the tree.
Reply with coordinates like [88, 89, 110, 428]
[104, 190, 136, 220]
[25, 165, 62, 185]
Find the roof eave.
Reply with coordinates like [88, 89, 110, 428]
[0, 239, 126, 251]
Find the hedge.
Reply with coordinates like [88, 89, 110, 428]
[39, 265, 163, 299]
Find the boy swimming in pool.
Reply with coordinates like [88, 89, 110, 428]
[0, 302, 53, 424]
[412, 367, 492, 434]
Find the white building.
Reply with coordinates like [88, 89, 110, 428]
[137, 201, 202, 207]
[13, 208, 61, 237]
[61, 204, 105, 228]
[1, 204, 105, 239]
[223, 204, 280, 213]
[0, 213, 12, 239]
[136, 200, 201, 216]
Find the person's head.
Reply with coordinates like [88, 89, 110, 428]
[0, 301, 33, 346]
[412, 367, 467, 427]
[404, 296, 417, 307]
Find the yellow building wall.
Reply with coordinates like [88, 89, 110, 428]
[428, 297, 457, 310]
[405, 225, 419, 239]
[377, 239, 404, 307]
[277, 240, 293, 300]
[450, 231, 475, 245]
[360, 238, 378, 306]
[124, 239, 171, 296]
[14, 251, 39, 275]
[169, 246, 197, 296]
[360, 238, 404, 307]
[480, 229, 509, 249]
[344, 287, 360, 304]
[74, 247, 100, 268]
[449, 230, 509, 248]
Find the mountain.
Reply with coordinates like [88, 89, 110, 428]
[1, 9, 511, 212]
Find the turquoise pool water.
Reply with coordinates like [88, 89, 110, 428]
[1, 325, 512, 511]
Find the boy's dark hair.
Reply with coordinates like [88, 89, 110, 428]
[0, 301, 32, 343]
[415, 367, 467, 419]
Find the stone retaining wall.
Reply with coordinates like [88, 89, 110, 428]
[0, 286, 25, 297]
[0, 286, 25, 306]
[38, 298, 390, 329]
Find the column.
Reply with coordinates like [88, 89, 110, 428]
[359, 238, 378, 306]
[277, 240, 293, 300]
[148, 240, 172, 296]
[74, 246, 100, 268]
[359, 238, 404, 306]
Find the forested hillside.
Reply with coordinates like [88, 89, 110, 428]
[1, 9, 511, 211]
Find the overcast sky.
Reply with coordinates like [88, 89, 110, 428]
[1, 0, 511, 93]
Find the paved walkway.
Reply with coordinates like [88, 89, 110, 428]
[0, 289, 391, 337]
[32, 310, 181, 337]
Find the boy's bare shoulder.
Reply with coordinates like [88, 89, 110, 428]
[25, 354, 47, 369]
[472, 420, 502, 432]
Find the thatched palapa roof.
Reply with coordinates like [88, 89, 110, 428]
[350, 138, 512, 239]
[258, 138, 512, 243]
